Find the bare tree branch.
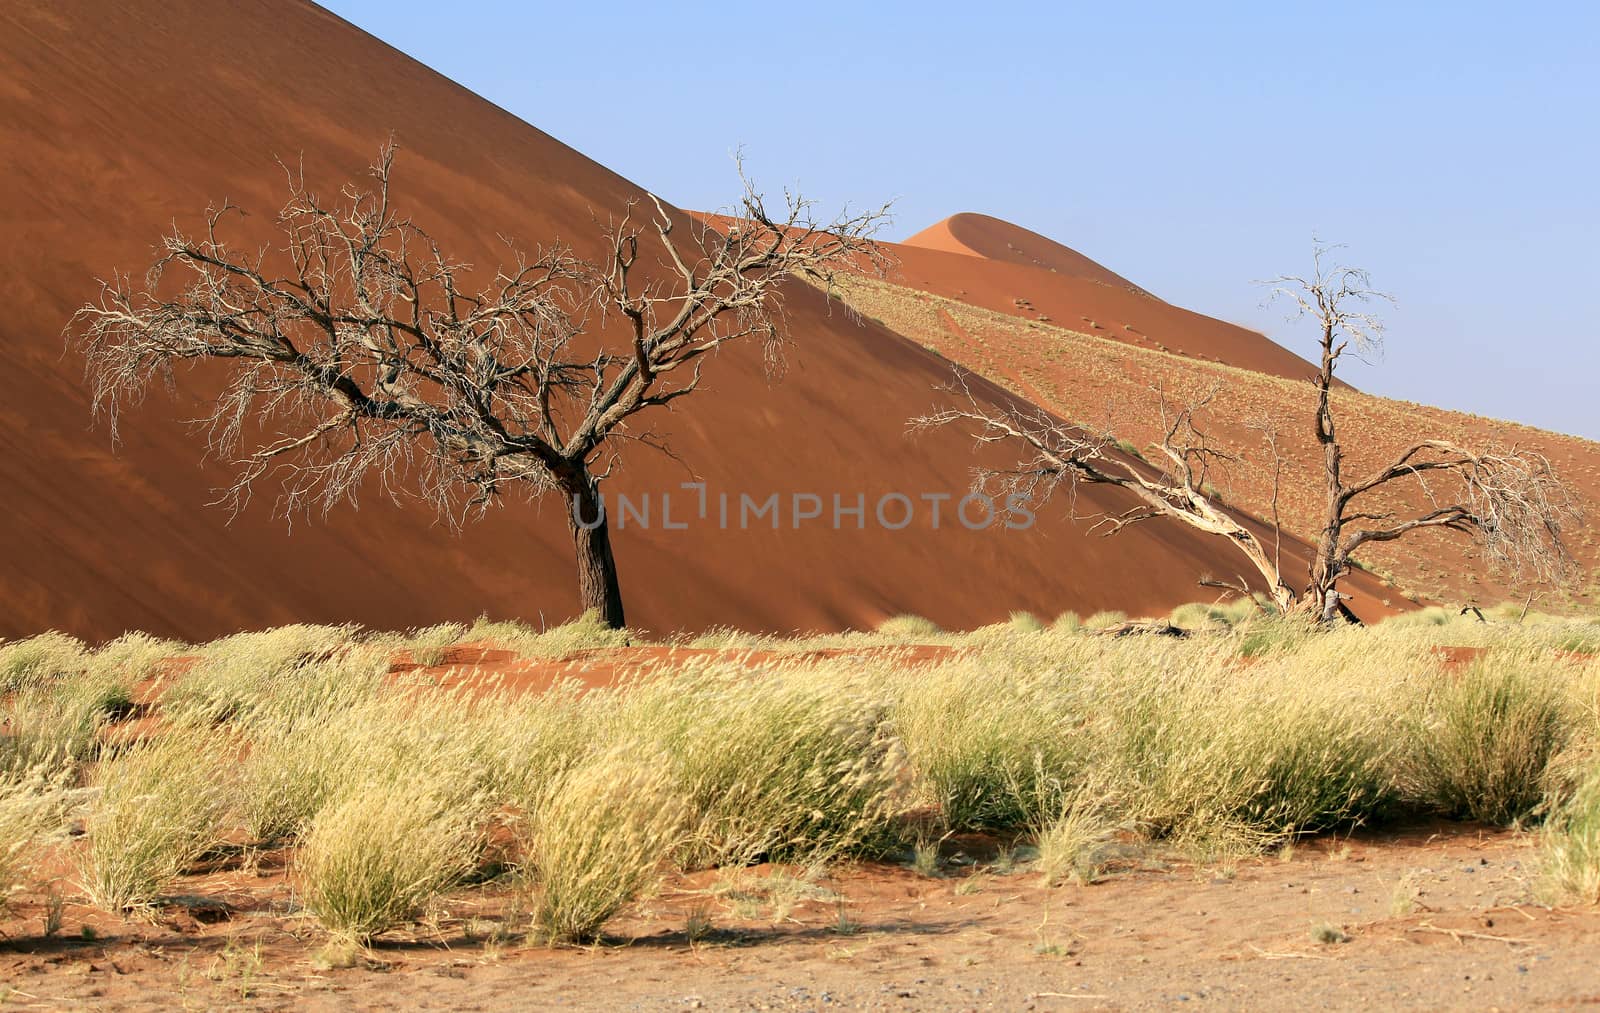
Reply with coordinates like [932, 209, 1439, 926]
[918, 241, 1582, 625]
[912, 371, 1297, 611]
[69, 142, 892, 627]
[1263, 241, 1580, 620]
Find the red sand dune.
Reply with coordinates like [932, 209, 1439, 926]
[893, 215, 1326, 383]
[0, 0, 1392, 642]
[904, 212, 1150, 294]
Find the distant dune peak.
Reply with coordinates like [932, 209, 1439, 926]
[903, 212, 1154, 299]
[4, 0, 1376, 640]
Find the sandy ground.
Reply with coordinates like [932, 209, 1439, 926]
[901, 213, 1151, 295]
[1, 0, 1322, 645]
[833, 266, 1600, 613]
[4, 822, 1595, 1010]
[887, 219, 1324, 384]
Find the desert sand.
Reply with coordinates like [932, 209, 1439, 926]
[895, 215, 1327, 383]
[0, 0, 1397, 644]
[4, 2, 1598, 1010]
[829, 241, 1600, 610]
[904, 212, 1151, 293]
[7, 638, 1600, 1011]
[8, 818, 1596, 1011]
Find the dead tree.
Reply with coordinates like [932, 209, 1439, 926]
[70, 144, 891, 628]
[919, 243, 1579, 623]
[1267, 244, 1578, 619]
[912, 375, 1299, 612]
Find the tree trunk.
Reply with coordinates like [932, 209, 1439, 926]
[1307, 441, 1345, 615]
[1306, 322, 1346, 620]
[564, 472, 627, 629]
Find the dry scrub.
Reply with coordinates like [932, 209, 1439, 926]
[518, 752, 688, 943]
[3, 606, 1600, 949]
[298, 780, 486, 944]
[0, 764, 74, 906]
[77, 737, 233, 912]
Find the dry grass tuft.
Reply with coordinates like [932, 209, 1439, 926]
[1083, 610, 1127, 631]
[519, 751, 688, 944]
[90, 632, 183, 684]
[1008, 611, 1046, 633]
[1311, 921, 1352, 944]
[0, 631, 88, 691]
[468, 610, 631, 660]
[0, 763, 76, 907]
[2, 683, 109, 778]
[77, 737, 233, 912]
[876, 614, 943, 639]
[1403, 657, 1568, 824]
[892, 662, 1084, 831]
[1543, 767, 1600, 903]
[164, 624, 369, 726]
[404, 622, 467, 667]
[297, 779, 485, 944]
[601, 664, 904, 870]
[1033, 783, 1120, 886]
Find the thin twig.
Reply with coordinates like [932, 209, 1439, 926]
[1406, 923, 1530, 945]
[1247, 943, 1334, 961]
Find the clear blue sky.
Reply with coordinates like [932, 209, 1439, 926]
[324, 1, 1599, 440]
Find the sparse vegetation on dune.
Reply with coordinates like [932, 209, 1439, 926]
[1083, 609, 1128, 631]
[518, 751, 689, 944]
[298, 778, 487, 945]
[2, 606, 1600, 951]
[830, 269, 1600, 614]
[163, 623, 371, 726]
[0, 631, 88, 692]
[0, 763, 75, 906]
[1544, 768, 1600, 903]
[77, 736, 233, 912]
[875, 614, 944, 640]
[1402, 658, 1570, 824]
[466, 610, 634, 660]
